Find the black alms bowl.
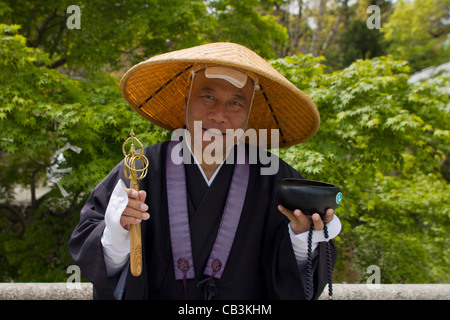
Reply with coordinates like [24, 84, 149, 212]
[276, 178, 342, 216]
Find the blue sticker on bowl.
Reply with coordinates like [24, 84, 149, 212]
[336, 192, 342, 205]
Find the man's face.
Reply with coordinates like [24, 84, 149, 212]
[183, 69, 254, 152]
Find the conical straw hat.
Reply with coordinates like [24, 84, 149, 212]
[120, 42, 320, 148]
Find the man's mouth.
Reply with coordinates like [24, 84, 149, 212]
[202, 127, 227, 136]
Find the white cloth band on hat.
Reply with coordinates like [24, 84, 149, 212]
[205, 66, 248, 88]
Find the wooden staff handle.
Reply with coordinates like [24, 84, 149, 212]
[129, 183, 142, 277]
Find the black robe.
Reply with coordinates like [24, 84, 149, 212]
[68, 141, 337, 300]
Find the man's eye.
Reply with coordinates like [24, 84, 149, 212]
[230, 101, 243, 107]
[201, 95, 215, 102]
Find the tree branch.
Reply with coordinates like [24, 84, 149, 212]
[27, 8, 65, 49]
[309, 0, 326, 56]
[48, 57, 67, 69]
[322, 10, 342, 52]
[291, 0, 304, 53]
[429, 25, 450, 38]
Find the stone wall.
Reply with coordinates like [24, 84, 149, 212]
[0, 283, 448, 300]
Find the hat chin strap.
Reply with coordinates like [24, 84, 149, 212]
[184, 69, 196, 137]
[243, 88, 255, 131]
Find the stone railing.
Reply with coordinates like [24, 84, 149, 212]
[0, 283, 448, 300]
[318, 283, 449, 300]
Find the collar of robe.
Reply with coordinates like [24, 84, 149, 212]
[166, 138, 249, 295]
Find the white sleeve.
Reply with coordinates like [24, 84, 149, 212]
[100, 179, 131, 277]
[288, 215, 342, 269]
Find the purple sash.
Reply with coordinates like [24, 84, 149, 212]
[166, 140, 249, 281]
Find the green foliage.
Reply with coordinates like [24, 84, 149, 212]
[383, 0, 450, 72]
[335, 19, 385, 68]
[354, 168, 450, 283]
[0, 25, 168, 281]
[0, 0, 287, 73]
[208, 0, 288, 58]
[272, 54, 450, 283]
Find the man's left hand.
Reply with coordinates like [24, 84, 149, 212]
[278, 205, 334, 235]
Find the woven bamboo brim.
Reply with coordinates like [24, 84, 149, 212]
[120, 42, 320, 148]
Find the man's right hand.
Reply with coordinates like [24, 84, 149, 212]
[120, 188, 149, 231]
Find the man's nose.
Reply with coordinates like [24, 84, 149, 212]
[208, 102, 227, 123]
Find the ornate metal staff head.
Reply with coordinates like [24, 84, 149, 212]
[122, 130, 149, 183]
